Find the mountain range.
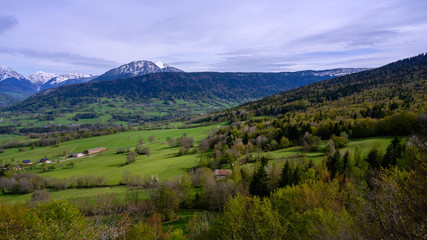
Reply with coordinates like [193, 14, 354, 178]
[0, 60, 185, 108]
[6, 68, 369, 124]
[0, 60, 367, 109]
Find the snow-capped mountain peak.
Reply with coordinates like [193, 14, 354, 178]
[0, 65, 26, 81]
[27, 71, 57, 85]
[91, 60, 183, 82]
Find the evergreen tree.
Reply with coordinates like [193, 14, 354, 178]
[365, 148, 382, 169]
[327, 150, 341, 179]
[250, 164, 269, 197]
[243, 132, 249, 145]
[279, 161, 291, 187]
[291, 165, 300, 185]
[342, 151, 350, 174]
[382, 137, 404, 168]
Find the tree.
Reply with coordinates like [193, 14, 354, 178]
[155, 186, 180, 221]
[181, 136, 194, 149]
[210, 194, 285, 239]
[135, 145, 150, 156]
[365, 148, 382, 170]
[280, 136, 290, 148]
[126, 151, 138, 164]
[382, 137, 404, 168]
[326, 150, 341, 179]
[301, 132, 321, 152]
[279, 161, 292, 187]
[148, 135, 155, 142]
[250, 164, 269, 198]
[31, 189, 51, 202]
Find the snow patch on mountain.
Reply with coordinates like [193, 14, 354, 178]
[0, 65, 26, 81]
[27, 71, 57, 86]
[307, 68, 371, 77]
[155, 61, 166, 69]
[48, 73, 96, 85]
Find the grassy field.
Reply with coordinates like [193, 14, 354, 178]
[265, 136, 394, 164]
[1, 124, 218, 185]
[0, 186, 134, 203]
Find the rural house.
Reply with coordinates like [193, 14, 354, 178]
[84, 147, 106, 155]
[39, 158, 51, 163]
[71, 153, 85, 158]
[213, 169, 232, 179]
[22, 160, 32, 165]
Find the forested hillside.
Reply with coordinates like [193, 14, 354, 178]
[3, 70, 356, 125]
[242, 53, 426, 117]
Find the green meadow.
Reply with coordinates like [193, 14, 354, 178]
[0, 186, 133, 203]
[267, 136, 394, 164]
[1, 124, 219, 185]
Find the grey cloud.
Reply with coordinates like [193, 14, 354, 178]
[294, 26, 398, 48]
[0, 47, 119, 69]
[0, 16, 19, 34]
[212, 52, 301, 72]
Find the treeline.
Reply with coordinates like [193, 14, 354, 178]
[0, 124, 127, 149]
[0, 172, 108, 194]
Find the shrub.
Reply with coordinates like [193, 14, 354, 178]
[116, 147, 127, 154]
[31, 189, 51, 202]
[135, 145, 150, 156]
[126, 151, 138, 164]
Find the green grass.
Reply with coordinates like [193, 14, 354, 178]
[1, 124, 217, 185]
[267, 136, 394, 164]
[0, 186, 132, 203]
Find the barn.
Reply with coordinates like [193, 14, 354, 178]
[83, 147, 106, 155]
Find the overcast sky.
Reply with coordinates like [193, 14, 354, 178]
[1, 0, 426, 75]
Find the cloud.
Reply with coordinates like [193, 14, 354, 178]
[0, 47, 119, 69]
[1, 0, 427, 73]
[0, 16, 19, 34]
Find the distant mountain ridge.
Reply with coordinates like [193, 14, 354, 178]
[39, 73, 97, 91]
[27, 71, 58, 91]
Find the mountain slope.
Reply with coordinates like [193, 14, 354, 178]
[0, 66, 36, 107]
[238, 53, 426, 118]
[91, 60, 183, 82]
[5, 69, 366, 123]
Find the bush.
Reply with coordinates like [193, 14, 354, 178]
[331, 135, 348, 148]
[31, 189, 51, 202]
[116, 147, 127, 154]
[135, 145, 150, 156]
[126, 151, 138, 164]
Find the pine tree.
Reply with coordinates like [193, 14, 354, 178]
[279, 161, 291, 187]
[327, 150, 341, 179]
[291, 165, 300, 185]
[366, 148, 381, 169]
[250, 164, 269, 197]
[382, 137, 404, 168]
[243, 132, 249, 145]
